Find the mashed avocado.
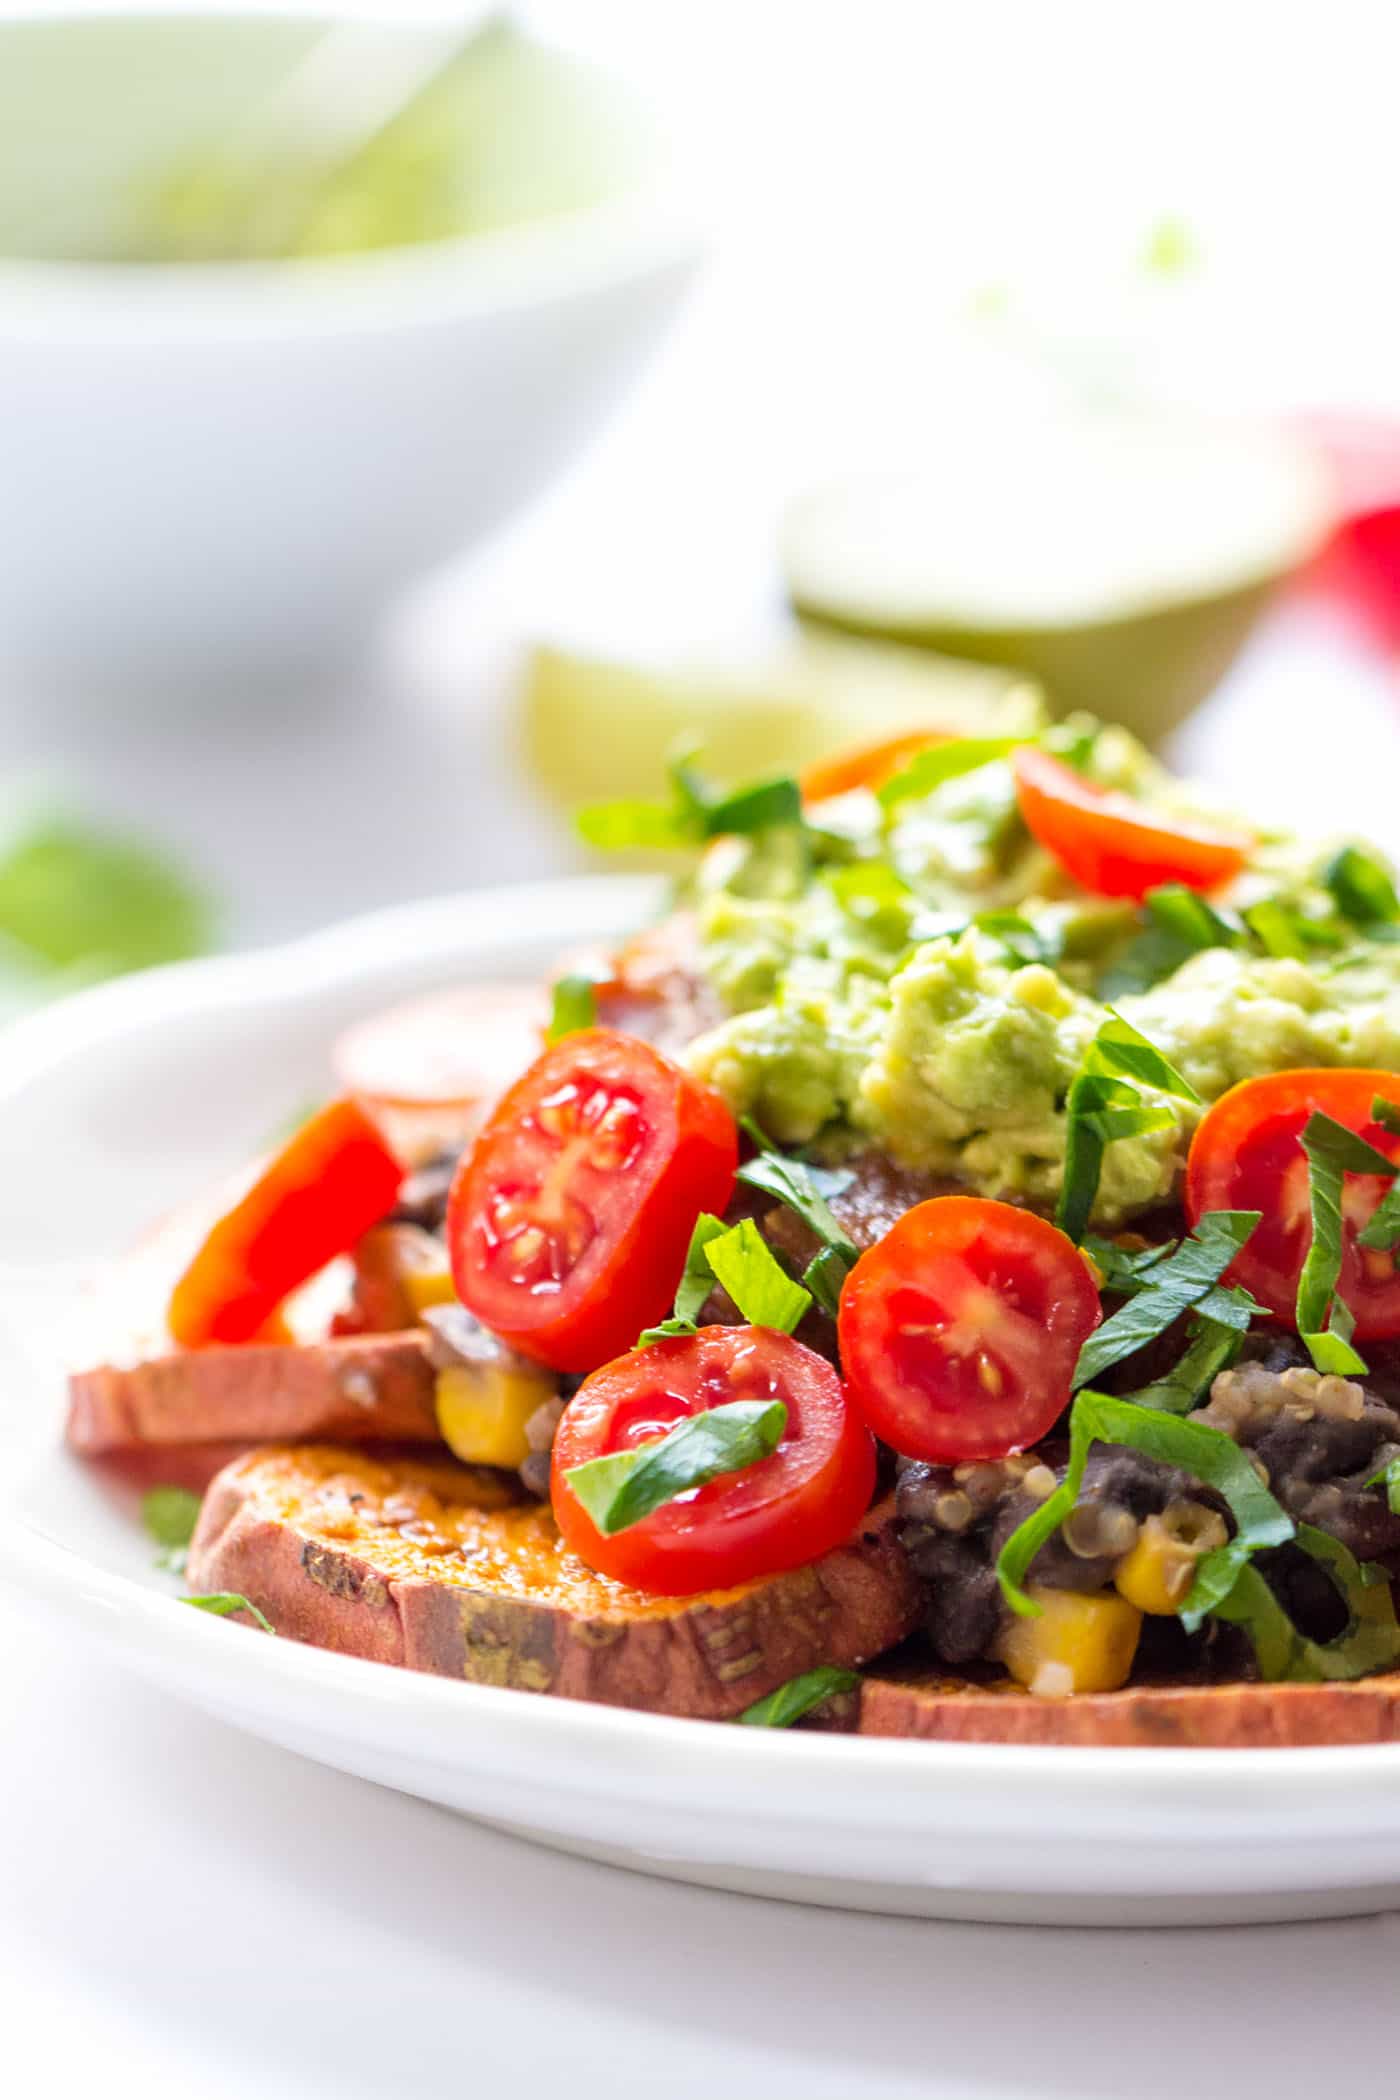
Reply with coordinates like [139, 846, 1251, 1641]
[682, 718, 1400, 1227]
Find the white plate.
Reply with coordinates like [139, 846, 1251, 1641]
[1, 873, 1398, 1927]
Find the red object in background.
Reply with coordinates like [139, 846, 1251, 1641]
[1296, 414, 1400, 648]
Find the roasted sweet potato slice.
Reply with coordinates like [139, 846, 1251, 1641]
[68, 1331, 439, 1456]
[187, 1445, 921, 1719]
[66, 1185, 443, 1458]
[855, 1662, 1400, 1748]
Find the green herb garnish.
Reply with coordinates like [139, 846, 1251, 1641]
[1296, 1110, 1399, 1375]
[1211, 1526, 1400, 1683]
[1356, 1094, 1400, 1257]
[972, 911, 1060, 968]
[1242, 900, 1344, 960]
[635, 1212, 729, 1346]
[876, 735, 1027, 810]
[1365, 1454, 1400, 1516]
[564, 1399, 788, 1536]
[736, 1138, 858, 1316]
[1323, 844, 1400, 929]
[1120, 1314, 1244, 1415]
[738, 1667, 860, 1727]
[142, 1484, 202, 1573]
[546, 973, 597, 1042]
[1056, 1012, 1199, 1244]
[705, 776, 804, 836]
[1372, 1095, 1400, 1139]
[1072, 1211, 1261, 1389]
[181, 1592, 275, 1633]
[636, 1211, 814, 1348]
[578, 750, 803, 851]
[995, 1390, 1293, 1622]
[703, 1217, 812, 1334]
[1101, 884, 1242, 998]
[825, 862, 916, 942]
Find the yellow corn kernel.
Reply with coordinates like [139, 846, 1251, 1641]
[1115, 1502, 1227, 1617]
[997, 1584, 1142, 1697]
[435, 1361, 553, 1471]
[403, 1264, 457, 1315]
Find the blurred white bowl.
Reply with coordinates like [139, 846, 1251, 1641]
[0, 9, 702, 696]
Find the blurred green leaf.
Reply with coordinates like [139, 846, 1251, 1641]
[0, 814, 214, 1000]
[1141, 215, 1196, 277]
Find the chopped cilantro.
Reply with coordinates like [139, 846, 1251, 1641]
[738, 1667, 859, 1727]
[564, 1399, 787, 1536]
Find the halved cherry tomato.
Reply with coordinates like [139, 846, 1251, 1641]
[448, 1028, 739, 1373]
[800, 729, 950, 804]
[550, 1325, 876, 1594]
[333, 983, 548, 1113]
[168, 1098, 403, 1347]
[1184, 1068, 1400, 1339]
[837, 1196, 1102, 1463]
[1011, 746, 1251, 901]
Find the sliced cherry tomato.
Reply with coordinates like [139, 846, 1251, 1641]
[1011, 746, 1251, 901]
[448, 1028, 738, 1373]
[1184, 1068, 1400, 1339]
[168, 1098, 403, 1348]
[837, 1196, 1102, 1463]
[550, 1325, 876, 1594]
[800, 730, 950, 804]
[333, 983, 548, 1113]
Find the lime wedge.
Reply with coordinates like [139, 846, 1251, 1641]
[781, 417, 1333, 745]
[518, 629, 1043, 808]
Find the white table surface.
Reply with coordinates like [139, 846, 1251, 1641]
[9, 8, 1400, 2090]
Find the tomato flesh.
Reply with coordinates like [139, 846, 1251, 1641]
[550, 1325, 876, 1594]
[168, 1098, 403, 1347]
[837, 1196, 1102, 1463]
[1185, 1068, 1400, 1339]
[1012, 746, 1251, 901]
[449, 1029, 738, 1373]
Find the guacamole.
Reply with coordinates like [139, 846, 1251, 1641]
[682, 718, 1400, 1227]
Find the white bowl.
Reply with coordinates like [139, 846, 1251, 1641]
[0, 10, 701, 693]
[0, 874, 1398, 1927]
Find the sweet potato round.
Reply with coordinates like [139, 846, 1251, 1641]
[855, 1665, 1400, 1748]
[187, 1444, 921, 1718]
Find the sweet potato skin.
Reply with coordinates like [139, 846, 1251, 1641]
[856, 1666, 1400, 1748]
[67, 1332, 440, 1456]
[187, 1446, 922, 1718]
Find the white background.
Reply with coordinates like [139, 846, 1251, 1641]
[6, 3, 1400, 2094]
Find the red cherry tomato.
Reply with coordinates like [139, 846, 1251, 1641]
[836, 1196, 1102, 1463]
[800, 729, 950, 804]
[550, 1325, 876, 1595]
[448, 1029, 739, 1373]
[1012, 746, 1251, 901]
[168, 1098, 403, 1347]
[333, 983, 548, 1112]
[1185, 1068, 1400, 1339]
